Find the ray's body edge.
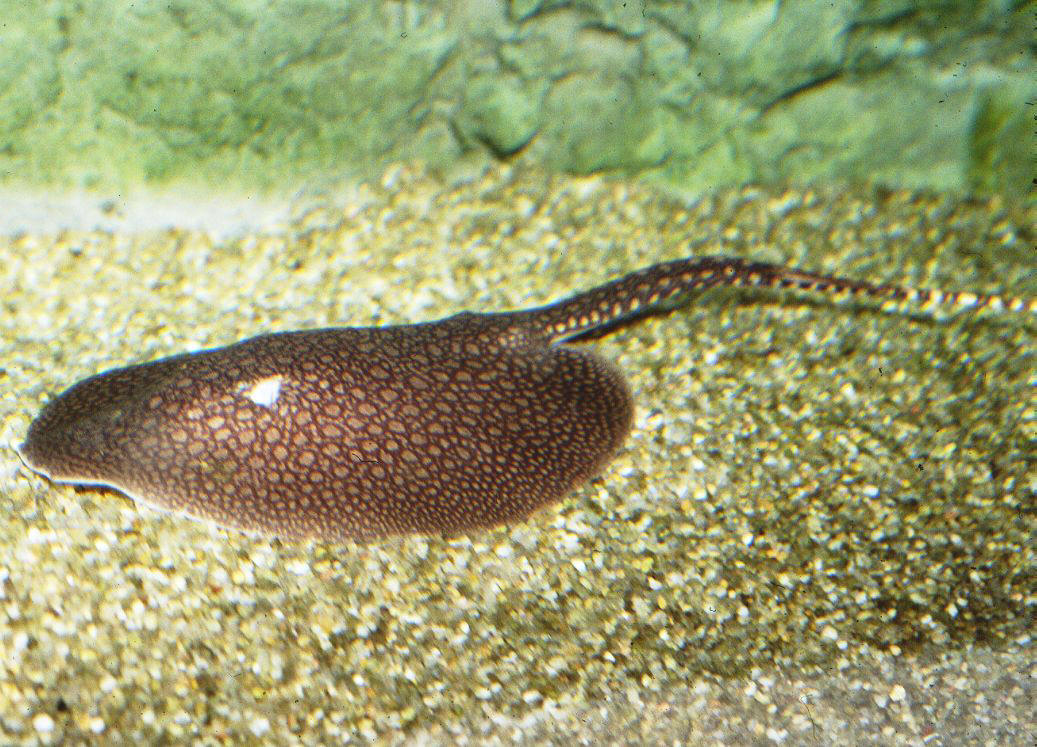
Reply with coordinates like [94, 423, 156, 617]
[17, 319, 633, 541]
[10, 451, 258, 538]
[16, 254, 1035, 542]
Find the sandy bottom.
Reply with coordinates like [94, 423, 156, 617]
[0, 188, 296, 238]
[1, 165, 1033, 744]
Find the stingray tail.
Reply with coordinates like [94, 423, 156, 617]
[515, 255, 1034, 344]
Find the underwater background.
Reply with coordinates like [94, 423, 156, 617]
[0, 1, 1033, 744]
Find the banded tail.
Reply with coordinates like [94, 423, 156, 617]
[517, 256, 1035, 344]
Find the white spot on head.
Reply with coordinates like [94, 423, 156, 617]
[240, 376, 283, 408]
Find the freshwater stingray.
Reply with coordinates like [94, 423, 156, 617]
[18, 256, 1033, 541]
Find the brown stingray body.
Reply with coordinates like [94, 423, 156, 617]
[21, 315, 631, 540]
[18, 256, 1033, 541]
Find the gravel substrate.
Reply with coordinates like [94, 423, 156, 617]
[1, 165, 1033, 744]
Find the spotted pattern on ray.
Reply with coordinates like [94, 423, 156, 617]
[17, 255, 1034, 541]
